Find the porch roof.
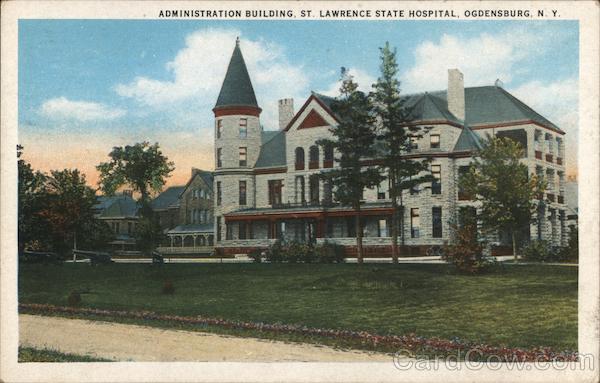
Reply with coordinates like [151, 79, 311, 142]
[224, 202, 395, 221]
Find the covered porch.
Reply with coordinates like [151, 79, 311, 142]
[158, 224, 215, 256]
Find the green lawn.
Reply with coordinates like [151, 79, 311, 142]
[19, 347, 110, 362]
[18, 263, 577, 351]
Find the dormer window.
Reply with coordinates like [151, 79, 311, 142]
[410, 135, 419, 150]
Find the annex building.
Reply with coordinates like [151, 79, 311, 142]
[213, 39, 568, 257]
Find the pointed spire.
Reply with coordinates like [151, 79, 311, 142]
[214, 38, 260, 113]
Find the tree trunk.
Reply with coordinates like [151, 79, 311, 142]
[389, 173, 399, 264]
[399, 192, 405, 246]
[512, 229, 518, 261]
[355, 206, 364, 264]
[73, 231, 77, 263]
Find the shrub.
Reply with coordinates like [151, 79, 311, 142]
[315, 241, 345, 264]
[522, 238, 575, 263]
[247, 249, 263, 263]
[162, 280, 175, 295]
[560, 225, 578, 262]
[443, 223, 494, 274]
[265, 240, 285, 263]
[66, 291, 81, 306]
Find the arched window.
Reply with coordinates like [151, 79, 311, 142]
[295, 147, 305, 170]
[323, 144, 334, 168]
[309, 145, 319, 169]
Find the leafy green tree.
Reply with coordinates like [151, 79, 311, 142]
[97, 142, 174, 255]
[460, 136, 546, 259]
[17, 145, 47, 253]
[39, 169, 109, 257]
[318, 68, 384, 264]
[371, 42, 434, 263]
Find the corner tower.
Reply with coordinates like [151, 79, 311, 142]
[213, 38, 261, 245]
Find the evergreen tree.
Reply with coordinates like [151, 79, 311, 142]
[460, 136, 546, 259]
[371, 42, 433, 263]
[318, 68, 383, 264]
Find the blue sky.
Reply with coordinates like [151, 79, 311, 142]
[19, 19, 579, 186]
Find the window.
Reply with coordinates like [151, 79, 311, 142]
[239, 118, 247, 138]
[295, 176, 305, 204]
[127, 222, 133, 235]
[410, 208, 420, 238]
[432, 207, 443, 238]
[430, 134, 440, 149]
[295, 147, 305, 170]
[239, 180, 247, 205]
[239, 147, 247, 167]
[239, 222, 247, 240]
[431, 164, 441, 194]
[216, 119, 223, 139]
[216, 217, 222, 242]
[323, 143, 334, 168]
[458, 166, 471, 200]
[410, 135, 419, 150]
[268, 180, 284, 205]
[309, 145, 319, 169]
[309, 175, 319, 205]
[226, 223, 233, 240]
[378, 219, 388, 237]
[216, 182, 222, 206]
[217, 148, 222, 168]
[377, 180, 386, 200]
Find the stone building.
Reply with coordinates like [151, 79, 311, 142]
[95, 191, 139, 255]
[153, 168, 215, 255]
[213, 39, 568, 257]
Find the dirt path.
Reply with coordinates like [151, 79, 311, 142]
[19, 314, 394, 362]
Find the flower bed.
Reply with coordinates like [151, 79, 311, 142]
[19, 303, 577, 362]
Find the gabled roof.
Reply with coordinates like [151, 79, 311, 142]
[97, 195, 139, 218]
[214, 39, 259, 109]
[283, 92, 338, 131]
[150, 186, 185, 210]
[255, 130, 286, 168]
[453, 126, 483, 151]
[182, 169, 214, 195]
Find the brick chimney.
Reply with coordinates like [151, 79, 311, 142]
[447, 69, 465, 121]
[278, 98, 294, 130]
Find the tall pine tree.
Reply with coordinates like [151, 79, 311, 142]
[371, 42, 433, 263]
[318, 68, 383, 264]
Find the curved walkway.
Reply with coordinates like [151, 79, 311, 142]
[19, 314, 394, 362]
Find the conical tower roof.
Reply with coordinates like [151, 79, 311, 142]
[214, 38, 259, 110]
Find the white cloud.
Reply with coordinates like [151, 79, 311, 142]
[318, 68, 377, 97]
[401, 28, 545, 93]
[40, 97, 125, 121]
[115, 28, 309, 129]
